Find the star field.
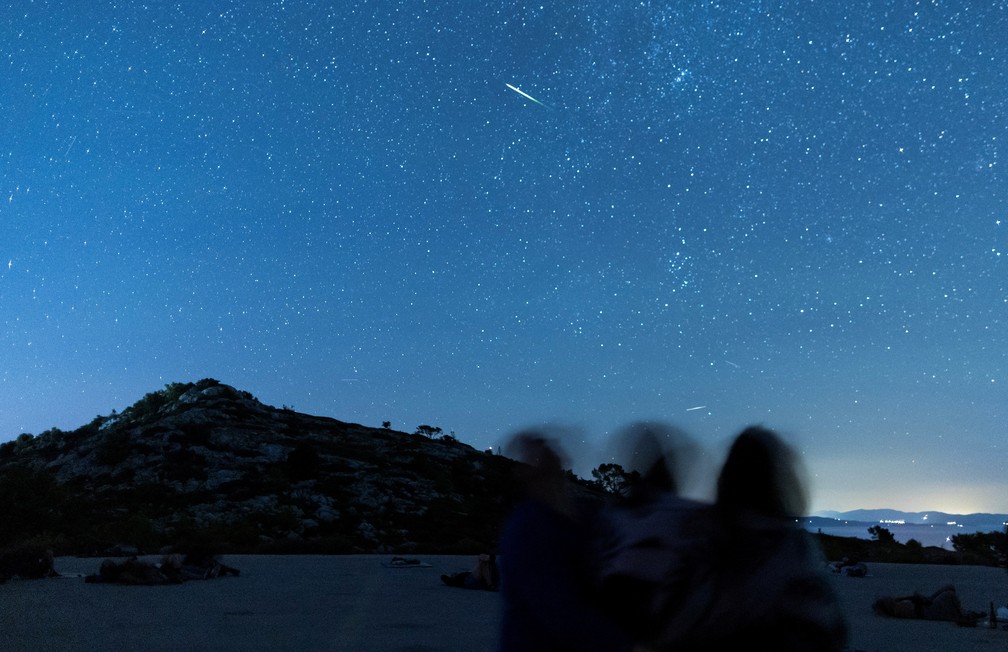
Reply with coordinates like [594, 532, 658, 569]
[2, 1, 1005, 512]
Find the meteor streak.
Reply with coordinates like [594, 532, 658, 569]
[506, 83, 546, 107]
[686, 405, 707, 412]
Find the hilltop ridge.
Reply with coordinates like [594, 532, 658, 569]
[0, 379, 532, 555]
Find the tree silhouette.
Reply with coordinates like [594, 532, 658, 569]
[414, 424, 443, 438]
[590, 463, 639, 496]
[867, 525, 896, 545]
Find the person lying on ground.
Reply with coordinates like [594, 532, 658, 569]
[442, 553, 499, 591]
[85, 552, 239, 585]
[872, 584, 984, 624]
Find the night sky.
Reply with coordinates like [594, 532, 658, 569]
[3, 2, 1005, 513]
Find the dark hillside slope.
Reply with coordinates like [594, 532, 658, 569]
[0, 379, 524, 554]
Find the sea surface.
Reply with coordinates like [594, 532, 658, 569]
[801, 519, 1006, 549]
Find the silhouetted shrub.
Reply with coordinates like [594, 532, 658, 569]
[120, 381, 200, 424]
[868, 525, 896, 545]
[591, 463, 640, 496]
[194, 377, 222, 391]
[414, 425, 442, 438]
[951, 530, 1007, 565]
[901, 538, 925, 563]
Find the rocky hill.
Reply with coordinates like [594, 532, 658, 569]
[0, 379, 536, 555]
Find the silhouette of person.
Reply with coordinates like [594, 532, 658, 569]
[648, 426, 847, 651]
[497, 432, 635, 652]
[592, 422, 709, 641]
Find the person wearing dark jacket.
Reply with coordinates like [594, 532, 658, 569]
[649, 426, 848, 652]
[498, 433, 635, 652]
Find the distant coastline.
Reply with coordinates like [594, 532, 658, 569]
[804, 510, 1008, 548]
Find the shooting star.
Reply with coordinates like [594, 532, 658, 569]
[725, 360, 740, 369]
[506, 83, 546, 107]
[686, 405, 707, 412]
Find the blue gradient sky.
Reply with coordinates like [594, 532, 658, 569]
[2, 2, 1005, 513]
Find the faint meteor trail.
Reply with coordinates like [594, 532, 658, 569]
[686, 405, 707, 412]
[506, 83, 546, 107]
